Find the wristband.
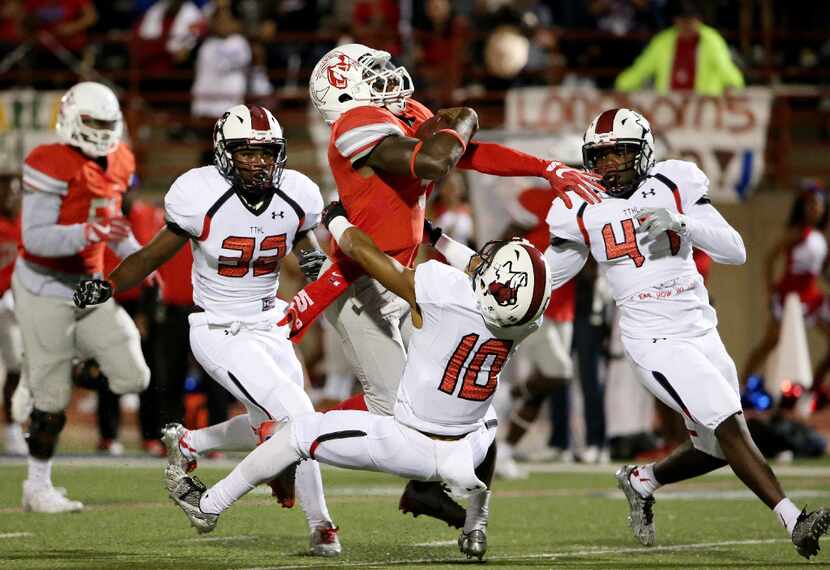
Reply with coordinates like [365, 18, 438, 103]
[328, 216, 355, 244]
[409, 140, 424, 178]
[436, 128, 468, 153]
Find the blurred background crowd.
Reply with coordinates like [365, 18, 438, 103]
[1, 0, 830, 477]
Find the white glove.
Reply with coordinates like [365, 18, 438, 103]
[637, 207, 687, 241]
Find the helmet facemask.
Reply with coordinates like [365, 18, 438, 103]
[356, 52, 413, 115]
[583, 140, 650, 198]
[215, 136, 286, 198]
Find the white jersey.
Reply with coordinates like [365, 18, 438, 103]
[393, 261, 538, 436]
[547, 160, 717, 339]
[164, 166, 322, 324]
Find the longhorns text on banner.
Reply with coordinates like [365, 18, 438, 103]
[505, 87, 773, 202]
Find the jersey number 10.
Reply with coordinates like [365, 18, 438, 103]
[438, 334, 513, 401]
[218, 234, 287, 278]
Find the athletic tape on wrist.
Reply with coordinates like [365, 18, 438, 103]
[328, 217, 355, 243]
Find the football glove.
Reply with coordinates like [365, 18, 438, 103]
[321, 201, 348, 230]
[107, 216, 133, 241]
[637, 207, 688, 240]
[298, 249, 327, 282]
[542, 161, 604, 209]
[423, 219, 443, 246]
[73, 279, 113, 309]
[83, 222, 110, 244]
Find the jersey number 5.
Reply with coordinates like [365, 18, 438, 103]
[218, 234, 287, 278]
[438, 334, 513, 401]
[602, 219, 680, 268]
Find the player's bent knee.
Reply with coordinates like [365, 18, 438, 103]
[107, 363, 151, 395]
[28, 408, 67, 459]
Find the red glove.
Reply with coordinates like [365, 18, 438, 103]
[278, 261, 364, 343]
[542, 162, 604, 209]
[83, 222, 110, 244]
[108, 216, 133, 241]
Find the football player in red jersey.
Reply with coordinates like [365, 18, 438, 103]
[14, 82, 150, 513]
[304, 43, 604, 527]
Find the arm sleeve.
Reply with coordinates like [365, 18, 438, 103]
[684, 203, 746, 265]
[22, 156, 70, 196]
[110, 234, 142, 259]
[545, 200, 586, 245]
[333, 108, 405, 164]
[614, 36, 661, 92]
[21, 191, 88, 256]
[434, 233, 476, 271]
[455, 142, 547, 177]
[545, 241, 589, 290]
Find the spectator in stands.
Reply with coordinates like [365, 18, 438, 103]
[0, 1, 25, 60]
[351, 0, 400, 56]
[135, 0, 205, 77]
[413, 0, 467, 105]
[614, 0, 744, 95]
[191, 5, 250, 124]
[426, 172, 474, 250]
[24, 0, 97, 51]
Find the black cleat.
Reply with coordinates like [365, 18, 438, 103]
[792, 507, 830, 559]
[399, 480, 466, 529]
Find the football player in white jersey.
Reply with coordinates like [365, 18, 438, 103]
[161, 201, 551, 561]
[72, 104, 341, 556]
[545, 107, 830, 559]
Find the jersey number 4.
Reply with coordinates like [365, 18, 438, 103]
[438, 334, 513, 401]
[601, 218, 680, 268]
[218, 234, 287, 278]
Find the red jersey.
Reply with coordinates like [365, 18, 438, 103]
[0, 216, 21, 295]
[518, 187, 575, 322]
[328, 98, 434, 266]
[22, 142, 134, 275]
[105, 201, 165, 302]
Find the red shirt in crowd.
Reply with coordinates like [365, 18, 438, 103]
[24, 0, 92, 52]
[671, 33, 699, 90]
[0, 216, 21, 296]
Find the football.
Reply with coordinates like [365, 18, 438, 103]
[414, 113, 454, 140]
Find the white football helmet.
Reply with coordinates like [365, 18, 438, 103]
[582, 107, 655, 197]
[213, 104, 287, 193]
[56, 82, 123, 158]
[309, 43, 414, 125]
[472, 239, 552, 333]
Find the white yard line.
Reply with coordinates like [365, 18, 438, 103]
[412, 540, 456, 547]
[239, 538, 790, 569]
[186, 535, 258, 543]
[0, 532, 33, 539]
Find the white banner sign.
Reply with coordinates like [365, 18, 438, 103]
[504, 86, 774, 203]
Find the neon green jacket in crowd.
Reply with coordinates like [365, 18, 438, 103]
[615, 23, 745, 96]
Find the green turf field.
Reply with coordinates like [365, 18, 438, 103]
[0, 459, 828, 569]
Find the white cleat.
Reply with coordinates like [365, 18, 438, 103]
[22, 480, 83, 513]
[458, 529, 487, 560]
[161, 423, 197, 473]
[615, 465, 656, 546]
[165, 464, 218, 534]
[4, 424, 28, 456]
[310, 522, 341, 557]
[495, 455, 528, 480]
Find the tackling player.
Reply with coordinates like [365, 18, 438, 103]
[163, 200, 551, 561]
[545, 107, 830, 559]
[302, 42, 602, 526]
[15, 82, 150, 513]
[73, 104, 340, 556]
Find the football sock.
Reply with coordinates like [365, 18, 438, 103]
[201, 426, 299, 515]
[296, 459, 333, 530]
[189, 415, 258, 453]
[200, 468, 254, 515]
[629, 464, 660, 498]
[774, 498, 801, 535]
[27, 457, 52, 487]
[464, 489, 491, 533]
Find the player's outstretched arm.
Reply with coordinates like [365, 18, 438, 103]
[323, 202, 418, 314]
[109, 228, 188, 292]
[423, 219, 476, 271]
[364, 108, 478, 180]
